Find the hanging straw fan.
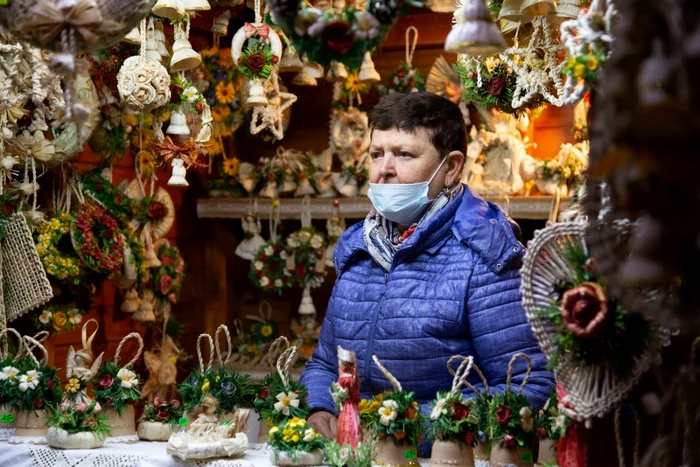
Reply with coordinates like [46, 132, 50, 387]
[1, 0, 157, 53]
[520, 221, 670, 425]
[123, 180, 175, 239]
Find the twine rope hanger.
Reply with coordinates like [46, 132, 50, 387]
[214, 324, 233, 367]
[276, 345, 298, 392]
[405, 26, 418, 67]
[267, 336, 290, 368]
[197, 333, 215, 373]
[447, 355, 490, 395]
[114, 332, 145, 369]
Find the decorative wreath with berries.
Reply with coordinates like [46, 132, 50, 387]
[286, 227, 327, 289]
[232, 23, 282, 81]
[455, 57, 541, 115]
[70, 203, 125, 276]
[269, 0, 419, 70]
[380, 62, 426, 95]
[249, 241, 293, 295]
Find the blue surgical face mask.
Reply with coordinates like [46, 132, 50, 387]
[367, 156, 448, 225]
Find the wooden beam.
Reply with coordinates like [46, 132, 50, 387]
[203, 221, 229, 338]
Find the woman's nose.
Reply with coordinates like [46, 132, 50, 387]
[378, 156, 395, 179]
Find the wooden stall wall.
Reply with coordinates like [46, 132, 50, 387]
[40, 8, 575, 378]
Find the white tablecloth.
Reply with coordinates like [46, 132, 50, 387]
[0, 441, 273, 467]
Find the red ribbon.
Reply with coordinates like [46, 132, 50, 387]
[243, 22, 270, 39]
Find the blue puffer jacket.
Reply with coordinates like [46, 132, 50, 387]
[300, 185, 554, 415]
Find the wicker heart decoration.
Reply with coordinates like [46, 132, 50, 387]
[520, 220, 670, 425]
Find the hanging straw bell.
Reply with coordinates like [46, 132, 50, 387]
[146, 31, 163, 63]
[358, 52, 381, 83]
[444, 0, 506, 56]
[292, 71, 318, 86]
[298, 287, 316, 315]
[154, 21, 170, 59]
[170, 22, 202, 72]
[211, 10, 232, 36]
[182, 0, 211, 12]
[302, 60, 324, 79]
[168, 158, 190, 187]
[548, 0, 580, 25]
[326, 60, 349, 82]
[166, 109, 191, 135]
[247, 78, 268, 106]
[279, 48, 304, 73]
[520, 0, 555, 17]
[121, 289, 141, 314]
[133, 291, 157, 322]
[152, 0, 186, 20]
[123, 27, 141, 45]
[499, 0, 532, 23]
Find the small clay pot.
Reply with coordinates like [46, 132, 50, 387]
[374, 437, 420, 467]
[490, 444, 534, 467]
[430, 440, 475, 467]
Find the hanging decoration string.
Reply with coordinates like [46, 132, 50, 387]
[267, 336, 290, 368]
[614, 405, 641, 467]
[254, 0, 263, 23]
[214, 324, 233, 367]
[405, 26, 418, 67]
[269, 201, 281, 243]
[506, 352, 532, 397]
[444, 355, 474, 396]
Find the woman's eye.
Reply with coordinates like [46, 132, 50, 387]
[370, 152, 382, 160]
[399, 152, 413, 158]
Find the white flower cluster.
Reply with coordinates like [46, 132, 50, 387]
[0, 366, 41, 392]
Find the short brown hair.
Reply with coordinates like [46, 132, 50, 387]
[368, 92, 467, 157]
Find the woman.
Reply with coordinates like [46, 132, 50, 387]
[300, 92, 554, 439]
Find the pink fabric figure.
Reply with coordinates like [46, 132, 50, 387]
[336, 346, 362, 448]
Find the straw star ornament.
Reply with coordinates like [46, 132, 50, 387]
[250, 70, 297, 141]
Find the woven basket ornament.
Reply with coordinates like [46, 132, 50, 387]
[1, 214, 53, 323]
[520, 221, 669, 425]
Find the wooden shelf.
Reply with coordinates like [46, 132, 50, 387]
[197, 196, 571, 221]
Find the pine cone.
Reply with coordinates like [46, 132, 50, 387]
[269, 0, 301, 21]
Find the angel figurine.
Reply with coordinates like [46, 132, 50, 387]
[336, 346, 361, 449]
[64, 319, 104, 405]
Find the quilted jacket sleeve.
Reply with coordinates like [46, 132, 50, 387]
[299, 313, 338, 416]
[465, 254, 554, 408]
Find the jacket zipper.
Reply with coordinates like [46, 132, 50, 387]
[364, 271, 390, 394]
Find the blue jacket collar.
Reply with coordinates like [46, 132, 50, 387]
[334, 184, 524, 274]
[452, 185, 524, 273]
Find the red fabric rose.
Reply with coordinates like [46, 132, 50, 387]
[34, 398, 44, 410]
[468, 70, 477, 81]
[47, 379, 55, 390]
[496, 405, 512, 425]
[260, 386, 270, 399]
[161, 255, 175, 267]
[296, 264, 307, 279]
[487, 77, 506, 96]
[99, 374, 114, 389]
[245, 53, 266, 75]
[159, 274, 174, 295]
[451, 403, 470, 421]
[195, 101, 205, 113]
[321, 20, 355, 54]
[503, 434, 516, 448]
[154, 397, 164, 407]
[273, 245, 282, 255]
[158, 410, 172, 420]
[259, 254, 268, 262]
[463, 431, 475, 445]
[537, 426, 548, 439]
[560, 282, 609, 338]
[170, 84, 183, 103]
[148, 201, 167, 221]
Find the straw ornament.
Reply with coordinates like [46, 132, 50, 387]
[214, 324, 233, 368]
[197, 333, 215, 374]
[372, 355, 402, 391]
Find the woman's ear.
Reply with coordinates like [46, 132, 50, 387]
[445, 150, 466, 187]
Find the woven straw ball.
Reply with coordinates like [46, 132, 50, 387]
[117, 56, 171, 114]
[0, 0, 156, 53]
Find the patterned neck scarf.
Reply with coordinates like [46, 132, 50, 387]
[363, 184, 463, 272]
